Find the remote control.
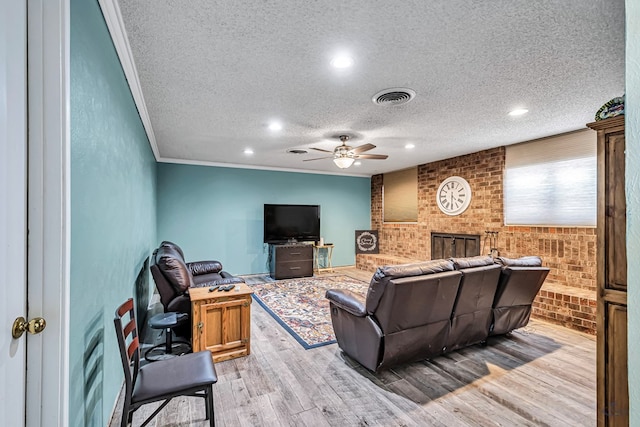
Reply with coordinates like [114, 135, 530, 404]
[208, 285, 220, 292]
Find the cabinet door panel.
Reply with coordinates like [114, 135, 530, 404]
[603, 303, 628, 426]
[605, 133, 626, 291]
[202, 299, 246, 352]
[224, 304, 242, 344]
[203, 306, 223, 347]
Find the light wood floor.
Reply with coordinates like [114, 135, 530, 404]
[110, 267, 596, 427]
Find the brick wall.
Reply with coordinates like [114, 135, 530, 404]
[364, 147, 597, 334]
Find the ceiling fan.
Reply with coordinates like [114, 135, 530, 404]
[304, 135, 389, 169]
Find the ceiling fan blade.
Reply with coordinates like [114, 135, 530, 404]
[303, 156, 333, 162]
[310, 147, 334, 153]
[356, 154, 389, 160]
[351, 143, 376, 154]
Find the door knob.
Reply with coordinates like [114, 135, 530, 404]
[12, 316, 46, 339]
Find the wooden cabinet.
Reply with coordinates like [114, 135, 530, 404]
[269, 244, 313, 279]
[190, 284, 253, 362]
[431, 232, 480, 259]
[587, 116, 628, 426]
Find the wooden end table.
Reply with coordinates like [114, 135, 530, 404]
[190, 283, 253, 362]
[313, 243, 334, 273]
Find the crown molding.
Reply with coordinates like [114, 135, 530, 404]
[97, 0, 160, 160]
[158, 157, 373, 178]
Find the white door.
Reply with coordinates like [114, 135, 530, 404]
[26, 0, 71, 426]
[1, 1, 70, 426]
[1, 1, 28, 425]
[0, 1, 27, 426]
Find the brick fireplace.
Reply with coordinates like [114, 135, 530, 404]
[357, 147, 597, 334]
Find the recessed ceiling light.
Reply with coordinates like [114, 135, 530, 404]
[405, 143, 415, 149]
[330, 55, 354, 69]
[268, 122, 283, 131]
[244, 148, 254, 155]
[508, 108, 529, 116]
[354, 161, 362, 166]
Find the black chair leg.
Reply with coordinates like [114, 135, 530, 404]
[207, 385, 215, 426]
[121, 402, 131, 427]
[164, 327, 173, 353]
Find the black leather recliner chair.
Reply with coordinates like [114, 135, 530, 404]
[150, 241, 243, 338]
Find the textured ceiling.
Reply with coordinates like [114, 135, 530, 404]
[114, 0, 625, 176]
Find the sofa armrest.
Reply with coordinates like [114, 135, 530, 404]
[191, 276, 245, 288]
[166, 294, 191, 315]
[187, 260, 223, 276]
[326, 289, 367, 317]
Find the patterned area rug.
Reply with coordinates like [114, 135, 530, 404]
[249, 275, 368, 349]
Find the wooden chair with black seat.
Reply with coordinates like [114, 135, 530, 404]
[114, 298, 218, 427]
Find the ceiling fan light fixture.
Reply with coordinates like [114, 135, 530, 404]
[333, 157, 355, 168]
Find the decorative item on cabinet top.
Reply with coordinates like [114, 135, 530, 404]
[595, 94, 624, 121]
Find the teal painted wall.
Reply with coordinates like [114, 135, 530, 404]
[626, 1, 639, 423]
[156, 164, 371, 274]
[70, 0, 157, 426]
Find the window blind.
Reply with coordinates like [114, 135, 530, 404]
[383, 167, 418, 222]
[504, 130, 596, 226]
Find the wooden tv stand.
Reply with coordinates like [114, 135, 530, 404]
[269, 244, 313, 279]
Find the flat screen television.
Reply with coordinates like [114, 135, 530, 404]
[263, 204, 320, 244]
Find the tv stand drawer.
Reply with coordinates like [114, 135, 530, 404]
[273, 260, 313, 279]
[269, 245, 313, 279]
[275, 245, 313, 262]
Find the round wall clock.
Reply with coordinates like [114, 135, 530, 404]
[436, 176, 472, 216]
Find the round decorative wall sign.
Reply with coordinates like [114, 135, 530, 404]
[436, 176, 472, 216]
[355, 230, 379, 254]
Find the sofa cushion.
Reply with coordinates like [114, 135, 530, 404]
[155, 246, 194, 293]
[450, 255, 495, 270]
[366, 259, 456, 314]
[495, 256, 542, 267]
[375, 259, 455, 280]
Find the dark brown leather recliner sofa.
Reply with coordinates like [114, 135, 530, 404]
[150, 241, 244, 338]
[325, 255, 548, 372]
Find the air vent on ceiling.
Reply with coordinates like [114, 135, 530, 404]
[287, 149, 308, 154]
[372, 88, 416, 106]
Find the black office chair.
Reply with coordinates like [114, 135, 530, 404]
[114, 298, 217, 427]
[144, 312, 191, 361]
